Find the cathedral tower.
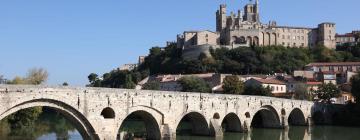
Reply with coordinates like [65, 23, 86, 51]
[243, 0, 260, 23]
[216, 4, 227, 32]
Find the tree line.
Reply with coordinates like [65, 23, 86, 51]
[88, 43, 360, 91]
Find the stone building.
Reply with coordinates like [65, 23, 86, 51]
[336, 30, 359, 46]
[177, 0, 336, 50]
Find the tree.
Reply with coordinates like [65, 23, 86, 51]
[62, 82, 69, 86]
[315, 83, 341, 103]
[178, 76, 211, 93]
[87, 73, 101, 87]
[26, 68, 48, 85]
[243, 85, 272, 97]
[142, 81, 160, 90]
[351, 72, 360, 103]
[222, 76, 244, 94]
[123, 74, 136, 89]
[88, 73, 98, 83]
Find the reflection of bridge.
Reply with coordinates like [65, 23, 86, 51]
[0, 85, 314, 140]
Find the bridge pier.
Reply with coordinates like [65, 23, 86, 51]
[242, 119, 251, 133]
[210, 119, 223, 137]
[281, 115, 289, 130]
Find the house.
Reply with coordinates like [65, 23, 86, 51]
[245, 78, 287, 96]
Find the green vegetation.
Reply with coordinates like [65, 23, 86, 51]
[87, 43, 360, 94]
[222, 76, 244, 95]
[243, 85, 273, 96]
[62, 82, 69, 86]
[178, 76, 211, 93]
[87, 69, 148, 89]
[315, 83, 341, 103]
[142, 81, 160, 90]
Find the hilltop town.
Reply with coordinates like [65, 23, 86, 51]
[101, 0, 360, 104]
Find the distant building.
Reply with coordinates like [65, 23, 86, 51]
[302, 62, 360, 84]
[336, 33, 356, 46]
[305, 62, 360, 72]
[119, 64, 138, 71]
[244, 78, 287, 96]
[138, 56, 146, 65]
[336, 30, 360, 46]
[177, 0, 337, 52]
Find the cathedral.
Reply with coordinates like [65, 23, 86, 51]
[176, 0, 336, 51]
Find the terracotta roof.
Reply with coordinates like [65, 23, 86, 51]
[306, 82, 322, 85]
[252, 78, 285, 85]
[306, 62, 360, 67]
[336, 33, 355, 38]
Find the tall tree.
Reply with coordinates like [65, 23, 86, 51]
[222, 76, 244, 94]
[315, 83, 341, 103]
[142, 81, 160, 90]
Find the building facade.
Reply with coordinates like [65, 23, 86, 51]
[177, 0, 336, 49]
[336, 30, 360, 46]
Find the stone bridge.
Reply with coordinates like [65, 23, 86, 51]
[0, 85, 314, 140]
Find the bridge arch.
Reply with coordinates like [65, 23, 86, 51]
[0, 99, 99, 140]
[221, 112, 242, 132]
[251, 105, 281, 128]
[117, 105, 163, 140]
[288, 108, 306, 125]
[176, 111, 210, 136]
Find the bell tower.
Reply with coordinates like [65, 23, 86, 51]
[216, 4, 227, 32]
[243, 0, 260, 23]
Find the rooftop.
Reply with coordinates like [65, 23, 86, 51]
[306, 62, 360, 67]
[252, 78, 285, 85]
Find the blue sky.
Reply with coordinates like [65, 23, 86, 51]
[0, 0, 359, 86]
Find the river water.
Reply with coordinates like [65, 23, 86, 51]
[1, 111, 360, 140]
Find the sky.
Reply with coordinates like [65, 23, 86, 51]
[0, 0, 359, 86]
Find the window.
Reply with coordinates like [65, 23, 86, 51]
[288, 35, 290, 39]
[297, 36, 300, 40]
[293, 43, 296, 46]
[281, 87, 283, 91]
[282, 35, 285, 39]
[276, 86, 279, 91]
[302, 36, 305, 40]
[282, 42, 285, 45]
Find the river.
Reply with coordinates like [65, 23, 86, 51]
[1, 111, 360, 140]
